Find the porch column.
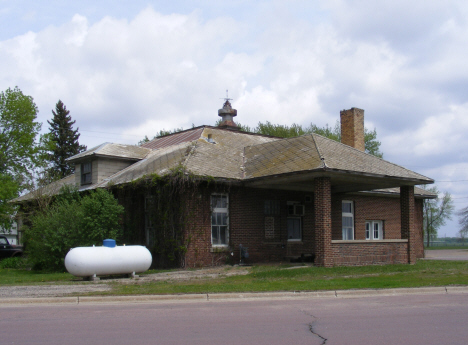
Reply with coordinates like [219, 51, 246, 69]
[314, 177, 333, 267]
[401, 186, 416, 264]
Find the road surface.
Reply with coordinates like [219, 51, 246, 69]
[1, 292, 467, 344]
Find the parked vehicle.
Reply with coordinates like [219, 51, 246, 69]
[0, 235, 23, 259]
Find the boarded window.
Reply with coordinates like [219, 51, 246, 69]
[265, 216, 275, 239]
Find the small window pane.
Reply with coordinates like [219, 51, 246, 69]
[212, 226, 219, 244]
[220, 226, 226, 243]
[221, 213, 227, 225]
[343, 217, 353, 227]
[342, 202, 352, 213]
[374, 223, 379, 239]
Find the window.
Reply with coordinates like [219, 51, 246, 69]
[81, 162, 92, 185]
[287, 217, 302, 241]
[211, 194, 228, 246]
[342, 200, 354, 240]
[366, 221, 383, 240]
[264, 200, 280, 215]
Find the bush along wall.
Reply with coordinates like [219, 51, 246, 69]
[24, 187, 124, 271]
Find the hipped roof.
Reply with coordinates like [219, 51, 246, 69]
[15, 126, 434, 202]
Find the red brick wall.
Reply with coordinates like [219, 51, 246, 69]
[182, 185, 425, 267]
[314, 177, 333, 267]
[332, 194, 402, 240]
[331, 242, 408, 266]
[184, 185, 316, 267]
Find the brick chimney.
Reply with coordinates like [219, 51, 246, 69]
[218, 99, 239, 130]
[340, 107, 365, 151]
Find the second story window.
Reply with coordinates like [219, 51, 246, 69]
[81, 162, 92, 185]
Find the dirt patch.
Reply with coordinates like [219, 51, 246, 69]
[112, 265, 251, 283]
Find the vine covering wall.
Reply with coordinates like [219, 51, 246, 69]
[112, 166, 214, 269]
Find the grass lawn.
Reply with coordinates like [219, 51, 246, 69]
[2, 260, 466, 296]
[425, 245, 468, 250]
[110, 260, 468, 295]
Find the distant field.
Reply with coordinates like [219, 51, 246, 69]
[425, 245, 468, 250]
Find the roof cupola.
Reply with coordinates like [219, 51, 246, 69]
[218, 92, 239, 130]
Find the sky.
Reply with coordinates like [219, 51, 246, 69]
[1, 0, 467, 237]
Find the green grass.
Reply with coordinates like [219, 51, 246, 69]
[425, 245, 468, 250]
[0, 268, 74, 285]
[1, 260, 467, 295]
[110, 260, 468, 296]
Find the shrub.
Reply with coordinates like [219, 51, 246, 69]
[0, 256, 28, 269]
[25, 188, 124, 271]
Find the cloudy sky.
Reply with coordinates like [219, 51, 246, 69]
[1, 0, 467, 236]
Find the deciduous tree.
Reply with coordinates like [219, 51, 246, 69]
[423, 186, 454, 247]
[0, 87, 46, 226]
[457, 205, 468, 240]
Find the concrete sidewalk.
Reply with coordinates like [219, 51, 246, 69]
[2, 286, 468, 306]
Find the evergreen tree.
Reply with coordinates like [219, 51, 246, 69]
[47, 100, 86, 178]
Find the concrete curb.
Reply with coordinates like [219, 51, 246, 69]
[1, 286, 468, 306]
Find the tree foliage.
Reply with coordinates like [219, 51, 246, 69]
[238, 120, 383, 158]
[457, 206, 468, 239]
[0, 87, 48, 226]
[25, 187, 124, 271]
[423, 186, 454, 246]
[47, 100, 86, 178]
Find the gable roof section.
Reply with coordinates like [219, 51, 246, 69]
[68, 143, 151, 162]
[313, 134, 430, 181]
[141, 127, 205, 150]
[96, 142, 194, 186]
[98, 128, 280, 186]
[243, 133, 432, 184]
[244, 135, 323, 178]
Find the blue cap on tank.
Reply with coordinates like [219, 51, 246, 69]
[103, 239, 116, 248]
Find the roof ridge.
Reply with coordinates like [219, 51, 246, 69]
[312, 133, 433, 182]
[310, 134, 327, 168]
[182, 141, 198, 168]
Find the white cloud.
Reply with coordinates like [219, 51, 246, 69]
[1, 2, 468, 235]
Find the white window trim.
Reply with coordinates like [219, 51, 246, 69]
[365, 220, 383, 240]
[342, 200, 354, 240]
[211, 193, 229, 247]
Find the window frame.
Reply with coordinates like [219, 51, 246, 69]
[342, 200, 354, 240]
[365, 220, 383, 240]
[287, 216, 302, 241]
[211, 194, 229, 247]
[81, 162, 92, 185]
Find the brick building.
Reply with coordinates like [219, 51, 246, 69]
[16, 101, 435, 267]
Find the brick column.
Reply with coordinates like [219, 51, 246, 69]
[401, 186, 416, 264]
[314, 177, 333, 267]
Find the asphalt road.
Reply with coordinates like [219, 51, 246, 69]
[1, 292, 467, 345]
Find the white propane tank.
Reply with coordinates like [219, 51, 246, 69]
[64, 239, 152, 278]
